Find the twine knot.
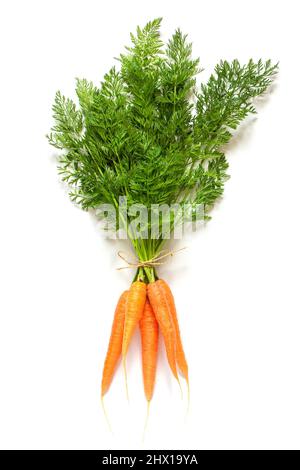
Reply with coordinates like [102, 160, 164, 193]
[117, 247, 186, 270]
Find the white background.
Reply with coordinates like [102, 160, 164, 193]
[0, 0, 299, 450]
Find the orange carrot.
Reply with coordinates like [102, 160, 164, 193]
[101, 290, 128, 397]
[147, 281, 179, 381]
[157, 279, 189, 383]
[122, 281, 147, 358]
[140, 299, 159, 402]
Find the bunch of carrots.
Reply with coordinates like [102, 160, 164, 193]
[48, 16, 277, 417]
[101, 277, 188, 403]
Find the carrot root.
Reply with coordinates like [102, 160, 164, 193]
[101, 290, 128, 397]
[157, 279, 189, 385]
[140, 299, 159, 402]
[122, 281, 147, 397]
[147, 281, 180, 385]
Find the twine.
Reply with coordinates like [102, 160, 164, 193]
[117, 247, 186, 270]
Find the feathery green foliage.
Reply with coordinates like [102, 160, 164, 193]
[48, 18, 277, 281]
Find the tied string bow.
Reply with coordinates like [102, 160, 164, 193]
[117, 247, 186, 270]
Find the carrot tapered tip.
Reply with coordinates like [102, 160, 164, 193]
[101, 396, 114, 435]
[142, 401, 151, 443]
[122, 356, 130, 402]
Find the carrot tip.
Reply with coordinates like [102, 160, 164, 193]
[184, 392, 190, 424]
[122, 356, 130, 402]
[177, 377, 183, 400]
[187, 381, 190, 412]
[142, 401, 151, 444]
[101, 396, 114, 435]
